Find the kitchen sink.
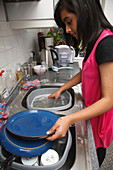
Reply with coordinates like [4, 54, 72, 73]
[0, 85, 76, 169]
[21, 85, 75, 111]
[0, 62, 95, 170]
[0, 83, 93, 170]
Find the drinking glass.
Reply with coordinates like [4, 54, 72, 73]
[40, 62, 49, 83]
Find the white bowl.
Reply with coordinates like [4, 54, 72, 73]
[40, 149, 59, 166]
[33, 65, 46, 75]
[21, 156, 39, 166]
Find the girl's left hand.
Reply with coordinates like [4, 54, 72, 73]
[46, 116, 71, 141]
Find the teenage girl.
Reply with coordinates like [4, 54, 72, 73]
[47, 0, 113, 166]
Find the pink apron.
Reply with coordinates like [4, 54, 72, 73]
[82, 29, 113, 149]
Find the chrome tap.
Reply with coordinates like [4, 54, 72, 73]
[5, 74, 30, 106]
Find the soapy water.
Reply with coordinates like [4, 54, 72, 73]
[31, 94, 69, 108]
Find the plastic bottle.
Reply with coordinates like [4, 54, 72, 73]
[0, 70, 9, 101]
[0, 71, 3, 102]
[16, 64, 24, 87]
[5, 69, 16, 92]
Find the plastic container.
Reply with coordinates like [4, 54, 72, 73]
[16, 64, 24, 87]
[58, 59, 70, 67]
[27, 88, 72, 111]
[0, 70, 9, 101]
[0, 130, 72, 170]
[5, 69, 16, 93]
[55, 45, 71, 66]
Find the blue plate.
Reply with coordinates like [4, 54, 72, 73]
[6, 110, 59, 138]
[0, 125, 53, 157]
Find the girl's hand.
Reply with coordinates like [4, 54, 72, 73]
[46, 116, 71, 141]
[48, 89, 62, 101]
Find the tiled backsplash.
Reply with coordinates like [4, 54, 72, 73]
[0, 1, 48, 76]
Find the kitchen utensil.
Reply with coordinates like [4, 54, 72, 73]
[50, 45, 75, 66]
[38, 36, 53, 52]
[52, 66, 74, 72]
[6, 110, 59, 139]
[33, 64, 49, 83]
[26, 88, 72, 111]
[40, 46, 58, 68]
[55, 45, 71, 66]
[40, 62, 49, 83]
[0, 128, 72, 170]
[40, 149, 59, 166]
[21, 156, 39, 166]
[33, 65, 46, 76]
[38, 35, 54, 68]
[0, 124, 53, 157]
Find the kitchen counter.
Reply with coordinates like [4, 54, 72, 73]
[0, 62, 99, 170]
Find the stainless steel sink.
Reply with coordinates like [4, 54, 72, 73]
[0, 85, 76, 170]
[0, 83, 93, 170]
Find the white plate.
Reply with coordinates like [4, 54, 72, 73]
[21, 156, 38, 165]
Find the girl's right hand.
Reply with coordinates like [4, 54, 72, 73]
[48, 89, 62, 101]
[46, 115, 71, 141]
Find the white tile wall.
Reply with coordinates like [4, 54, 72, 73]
[0, 1, 49, 76]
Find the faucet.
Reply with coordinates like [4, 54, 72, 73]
[5, 74, 30, 106]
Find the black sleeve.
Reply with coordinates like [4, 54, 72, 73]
[95, 35, 113, 65]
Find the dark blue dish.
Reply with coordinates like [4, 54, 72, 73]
[6, 110, 59, 139]
[0, 125, 53, 157]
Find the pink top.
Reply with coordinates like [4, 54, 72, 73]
[82, 29, 113, 149]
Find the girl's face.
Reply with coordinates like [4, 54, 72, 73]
[60, 8, 78, 39]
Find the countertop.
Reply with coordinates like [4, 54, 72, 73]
[0, 62, 99, 170]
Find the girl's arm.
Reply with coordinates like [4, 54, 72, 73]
[48, 70, 82, 100]
[47, 62, 113, 140]
[58, 70, 82, 92]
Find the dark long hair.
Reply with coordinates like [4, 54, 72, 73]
[54, 0, 113, 52]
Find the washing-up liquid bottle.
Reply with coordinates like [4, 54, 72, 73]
[16, 64, 24, 87]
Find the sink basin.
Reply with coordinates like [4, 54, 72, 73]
[21, 85, 75, 111]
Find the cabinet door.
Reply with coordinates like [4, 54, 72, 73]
[6, 0, 54, 20]
[54, 0, 59, 8]
[104, 0, 113, 25]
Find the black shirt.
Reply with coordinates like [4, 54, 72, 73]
[95, 35, 113, 65]
[84, 35, 113, 65]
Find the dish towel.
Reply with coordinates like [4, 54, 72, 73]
[0, 102, 9, 129]
[22, 79, 41, 90]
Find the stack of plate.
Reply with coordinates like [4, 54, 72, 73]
[0, 110, 60, 157]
